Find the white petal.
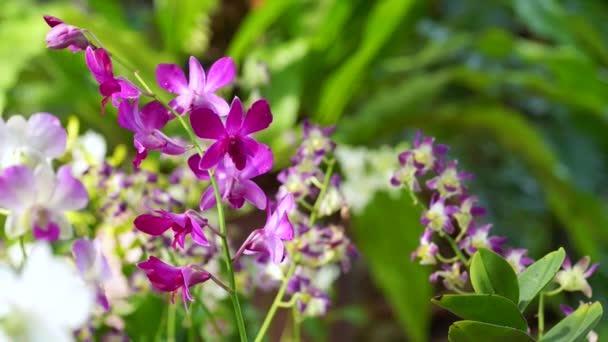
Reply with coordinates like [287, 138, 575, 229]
[4, 212, 30, 239]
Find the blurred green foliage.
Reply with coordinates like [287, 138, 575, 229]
[3, 0, 608, 340]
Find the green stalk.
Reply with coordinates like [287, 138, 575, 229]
[167, 301, 176, 342]
[538, 292, 545, 339]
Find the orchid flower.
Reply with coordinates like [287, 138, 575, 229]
[156, 56, 235, 115]
[72, 238, 112, 311]
[134, 209, 209, 249]
[190, 97, 272, 170]
[0, 165, 88, 240]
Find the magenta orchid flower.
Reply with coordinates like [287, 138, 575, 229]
[118, 99, 188, 167]
[0, 165, 88, 240]
[426, 160, 473, 198]
[190, 97, 272, 170]
[84, 46, 140, 113]
[43, 15, 91, 52]
[156, 56, 235, 115]
[137, 256, 210, 309]
[555, 255, 599, 298]
[237, 193, 295, 264]
[72, 238, 112, 311]
[188, 144, 272, 211]
[134, 209, 209, 249]
[504, 248, 534, 274]
[411, 228, 439, 265]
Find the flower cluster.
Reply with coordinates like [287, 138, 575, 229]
[391, 130, 600, 309]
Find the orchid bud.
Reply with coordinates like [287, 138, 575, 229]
[44, 15, 91, 52]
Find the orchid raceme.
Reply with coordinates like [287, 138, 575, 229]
[190, 97, 273, 170]
[156, 56, 236, 115]
[0, 113, 67, 170]
[0, 164, 88, 240]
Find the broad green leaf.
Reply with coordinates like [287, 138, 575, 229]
[432, 294, 528, 331]
[315, 0, 418, 124]
[512, 0, 572, 43]
[449, 320, 536, 342]
[227, 0, 296, 63]
[540, 302, 603, 342]
[154, 0, 217, 55]
[470, 248, 519, 304]
[517, 248, 565, 311]
[352, 191, 430, 342]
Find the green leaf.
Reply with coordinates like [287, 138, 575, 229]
[517, 248, 565, 312]
[432, 294, 528, 331]
[470, 248, 520, 304]
[315, 0, 418, 124]
[227, 0, 296, 63]
[540, 302, 603, 342]
[351, 191, 430, 342]
[449, 321, 536, 342]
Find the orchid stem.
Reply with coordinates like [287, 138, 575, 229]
[309, 158, 335, 225]
[442, 233, 469, 266]
[292, 304, 302, 342]
[254, 262, 297, 342]
[210, 173, 248, 342]
[538, 292, 545, 339]
[19, 236, 27, 267]
[167, 300, 176, 342]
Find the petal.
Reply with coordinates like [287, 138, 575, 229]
[237, 180, 267, 210]
[240, 144, 273, 179]
[72, 239, 96, 276]
[225, 98, 244, 134]
[188, 215, 209, 246]
[199, 187, 218, 211]
[4, 212, 29, 238]
[26, 113, 67, 159]
[49, 165, 89, 211]
[190, 107, 226, 139]
[140, 101, 170, 130]
[204, 57, 236, 92]
[273, 213, 294, 240]
[241, 99, 272, 135]
[187, 154, 210, 180]
[188, 56, 206, 90]
[169, 94, 194, 114]
[33, 222, 61, 241]
[276, 193, 296, 217]
[267, 236, 285, 264]
[156, 63, 188, 94]
[43, 15, 63, 27]
[85, 47, 113, 83]
[201, 93, 230, 116]
[198, 141, 227, 170]
[134, 214, 173, 236]
[0, 166, 37, 210]
[117, 99, 140, 132]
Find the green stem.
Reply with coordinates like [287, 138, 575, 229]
[309, 159, 335, 225]
[443, 233, 469, 266]
[254, 262, 297, 342]
[19, 237, 27, 267]
[538, 292, 545, 339]
[543, 286, 564, 297]
[167, 300, 176, 342]
[292, 304, 301, 342]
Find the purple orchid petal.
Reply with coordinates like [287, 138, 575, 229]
[199, 187, 218, 211]
[240, 144, 273, 179]
[204, 57, 236, 92]
[202, 93, 231, 116]
[134, 214, 174, 236]
[169, 94, 194, 114]
[273, 213, 294, 240]
[117, 99, 140, 131]
[26, 113, 67, 158]
[43, 15, 63, 27]
[198, 141, 227, 170]
[238, 180, 267, 210]
[266, 235, 285, 264]
[225, 98, 244, 134]
[190, 107, 226, 139]
[85, 47, 113, 83]
[139, 101, 170, 130]
[49, 166, 88, 211]
[241, 99, 273, 135]
[187, 154, 210, 180]
[187, 57, 206, 90]
[0, 166, 37, 210]
[156, 63, 189, 94]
